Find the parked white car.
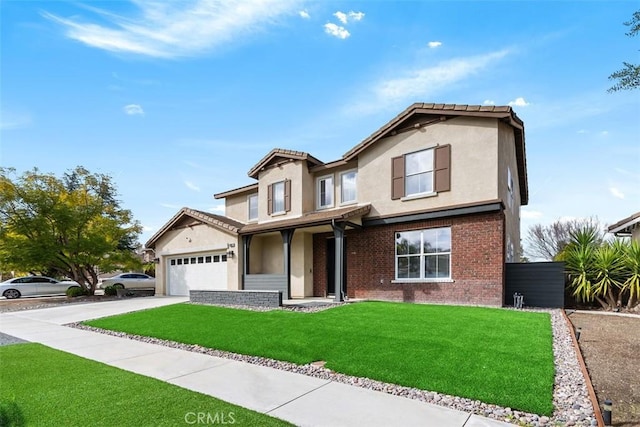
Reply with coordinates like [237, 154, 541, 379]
[0, 276, 81, 299]
[98, 273, 156, 290]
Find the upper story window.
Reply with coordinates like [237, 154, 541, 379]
[395, 227, 451, 280]
[340, 170, 357, 204]
[267, 180, 290, 215]
[405, 149, 434, 196]
[392, 145, 451, 200]
[248, 194, 258, 221]
[317, 175, 334, 209]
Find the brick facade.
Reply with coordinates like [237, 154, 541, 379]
[313, 211, 505, 306]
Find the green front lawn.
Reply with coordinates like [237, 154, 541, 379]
[85, 302, 555, 415]
[0, 343, 290, 427]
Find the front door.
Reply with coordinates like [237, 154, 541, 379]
[326, 237, 347, 296]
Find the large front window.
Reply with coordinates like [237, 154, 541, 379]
[405, 149, 434, 196]
[273, 181, 285, 213]
[395, 227, 451, 280]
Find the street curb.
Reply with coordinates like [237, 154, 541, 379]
[562, 309, 604, 427]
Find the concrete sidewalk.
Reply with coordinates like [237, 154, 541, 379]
[0, 297, 510, 427]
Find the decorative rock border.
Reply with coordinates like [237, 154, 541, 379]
[69, 305, 596, 426]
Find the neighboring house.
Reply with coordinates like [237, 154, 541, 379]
[146, 103, 528, 306]
[608, 211, 640, 242]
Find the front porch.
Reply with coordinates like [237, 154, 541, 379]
[240, 205, 371, 302]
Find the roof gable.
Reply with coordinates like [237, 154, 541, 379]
[248, 148, 324, 179]
[145, 207, 244, 248]
[342, 102, 528, 205]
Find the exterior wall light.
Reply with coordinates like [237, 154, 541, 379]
[603, 400, 612, 425]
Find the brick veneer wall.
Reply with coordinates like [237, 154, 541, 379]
[313, 211, 505, 306]
[190, 290, 282, 307]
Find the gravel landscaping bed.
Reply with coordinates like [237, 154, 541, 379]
[70, 305, 596, 426]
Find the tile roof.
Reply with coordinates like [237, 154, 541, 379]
[145, 207, 245, 248]
[214, 183, 258, 199]
[247, 148, 324, 179]
[240, 204, 371, 234]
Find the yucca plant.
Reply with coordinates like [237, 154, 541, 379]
[564, 227, 598, 304]
[621, 239, 640, 309]
[591, 241, 625, 308]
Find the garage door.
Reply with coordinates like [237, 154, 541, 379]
[167, 253, 228, 296]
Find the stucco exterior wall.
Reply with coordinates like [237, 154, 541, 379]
[257, 160, 313, 221]
[290, 232, 314, 298]
[153, 222, 240, 295]
[497, 121, 522, 262]
[225, 192, 255, 223]
[358, 117, 499, 218]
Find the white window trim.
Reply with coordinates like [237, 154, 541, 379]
[391, 278, 455, 284]
[404, 147, 435, 197]
[394, 228, 452, 281]
[272, 181, 286, 214]
[247, 193, 258, 222]
[316, 174, 334, 210]
[400, 191, 438, 202]
[339, 169, 358, 206]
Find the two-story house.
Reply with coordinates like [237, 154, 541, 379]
[145, 103, 527, 306]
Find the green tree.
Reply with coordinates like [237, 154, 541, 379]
[608, 10, 640, 92]
[0, 166, 142, 294]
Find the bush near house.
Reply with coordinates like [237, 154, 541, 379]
[562, 226, 640, 310]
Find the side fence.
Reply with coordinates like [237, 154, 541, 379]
[505, 262, 565, 308]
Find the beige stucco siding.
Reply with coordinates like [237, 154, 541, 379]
[225, 193, 254, 223]
[257, 160, 313, 222]
[358, 117, 499, 218]
[498, 121, 522, 261]
[153, 223, 240, 295]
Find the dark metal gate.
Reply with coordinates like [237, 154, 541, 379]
[505, 262, 565, 308]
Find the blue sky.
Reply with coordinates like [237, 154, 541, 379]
[1, 1, 639, 250]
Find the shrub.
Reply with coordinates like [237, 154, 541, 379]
[66, 286, 87, 298]
[103, 285, 117, 296]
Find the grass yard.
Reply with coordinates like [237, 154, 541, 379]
[0, 343, 290, 427]
[86, 302, 555, 415]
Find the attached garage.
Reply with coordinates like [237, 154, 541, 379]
[145, 208, 243, 296]
[167, 252, 228, 296]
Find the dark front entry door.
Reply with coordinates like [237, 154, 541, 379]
[326, 238, 347, 296]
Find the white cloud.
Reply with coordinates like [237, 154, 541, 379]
[42, 0, 301, 59]
[184, 181, 201, 192]
[347, 49, 510, 115]
[483, 99, 496, 106]
[333, 10, 364, 25]
[334, 11, 348, 24]
[348, 11, 365, 22]
[299, 10, 310, 19]
[324, 23, 350, 39]
[142, 225, 154, 232]
[609, 187, 625, 199]
[521, 209, 544, 219]
[123, 104, 144, 115]
[508, 97, 530, 107]
[600, 130, 609, 136]
[428, 41, 442, 48]
[208, 204, 226, 214]
[577, 129, 588, 134]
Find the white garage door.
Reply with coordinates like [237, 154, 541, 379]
[167, 253, 227, 296]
